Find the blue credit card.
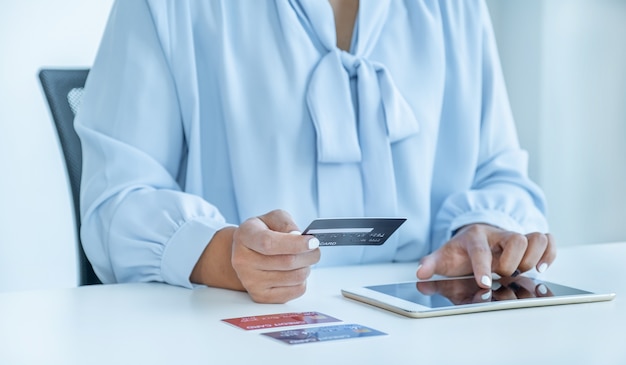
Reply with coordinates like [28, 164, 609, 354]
[302, 218, 406, 246]
[261, 324, 387, 345]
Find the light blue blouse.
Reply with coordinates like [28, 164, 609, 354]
[75, 0, 549, 288]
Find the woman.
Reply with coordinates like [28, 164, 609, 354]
[76, 0, 556, 303]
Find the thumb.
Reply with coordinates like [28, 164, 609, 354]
[257, 209, 300, 233]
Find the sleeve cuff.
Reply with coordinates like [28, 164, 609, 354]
[160, 218, 234, 289]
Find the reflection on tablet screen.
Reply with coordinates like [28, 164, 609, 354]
[365, 277, 593, 309]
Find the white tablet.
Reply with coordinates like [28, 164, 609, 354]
[341, 276, 616, 318]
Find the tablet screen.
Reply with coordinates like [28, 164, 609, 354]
[365, 277, 593, 309]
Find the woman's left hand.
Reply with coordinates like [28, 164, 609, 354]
[416, 224, 557, 288]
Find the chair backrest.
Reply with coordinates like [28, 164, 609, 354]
[38, 68, 101, 285]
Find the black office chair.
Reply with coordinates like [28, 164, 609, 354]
[38, 69, 101, 285]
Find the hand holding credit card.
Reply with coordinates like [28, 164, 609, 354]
[302, 218, 406, 247]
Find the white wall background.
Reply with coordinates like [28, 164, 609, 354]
[0, 0, 113, 292]
[488, 0, 626, 247]
[0, 1, 624, 292]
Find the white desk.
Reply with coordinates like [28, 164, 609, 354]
[1, 243, 624, 365]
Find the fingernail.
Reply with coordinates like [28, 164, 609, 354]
[491, 281, 502, 291]
[511, 269, 521, 277]
[537, 263, 548, 273]
[289, 230, 302, 235]
[308, 237, 320, 250]
[416, 264, 423, 274]
[481, 290, 492, 301]
[481, 275, 492, 287]
[537, 284, 548, 295]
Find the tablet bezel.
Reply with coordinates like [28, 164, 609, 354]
[341, 277, 616, 318]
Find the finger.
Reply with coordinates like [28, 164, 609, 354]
[247, 266, 312, 303]
[232, 235, 317, 304]
[248, 249, 321, 272]
[248, 281, 309, 304]
[260, 266, 312, 287]
[239, 217, 320, 255]
[465, 237, 493, 289]
[536, 233, 557, 273]
[257, 230, 320, 255]
[235, 261, 312, 302]
[417, 239, 472, 279]
[495, 233, 528, 276]
[232, 231, 320, 272]
[416, 254, 438, 280]
[257, 209, 300, 233]
[517, 232, 548, 273]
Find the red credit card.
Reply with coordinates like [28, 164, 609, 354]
[222, 312, 341, 331]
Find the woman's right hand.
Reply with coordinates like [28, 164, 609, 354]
[231, 209, 321, 303]
[191, 209, 320, 304]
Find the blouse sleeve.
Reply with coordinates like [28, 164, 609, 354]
[75, 0, 229, 288]
[431, 1, 549, 249]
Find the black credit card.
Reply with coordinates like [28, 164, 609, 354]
[302, 218, 406, 246]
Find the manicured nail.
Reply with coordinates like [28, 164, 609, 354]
[537, 263, 548, 273]
[537, 284, 548, 296]
[491, 281, 502, 291]
[481, 290, 492, 301]
[481, 275, 492, 287]
[289, 230, 302, 235]
[308, 237, 320, 250]
[511, 269, 521, 277]
[416, 264, 423, 274]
